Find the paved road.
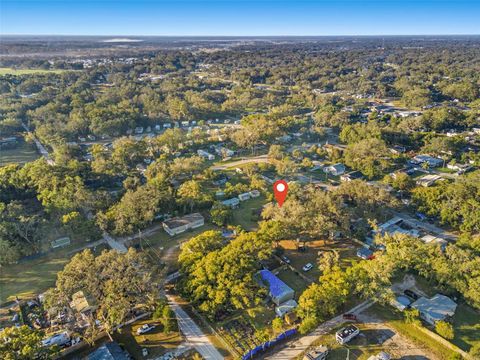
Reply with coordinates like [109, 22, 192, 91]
[211, 155, 269, 170]
[263, 300, 374, 360]
[21, 122, 54, 165]
[166, 295, 224, 360]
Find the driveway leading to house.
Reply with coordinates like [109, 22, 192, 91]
[166, 294, 224, 360]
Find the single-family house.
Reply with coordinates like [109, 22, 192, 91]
[222, 198, 240, 209]
[162, 213, 205, 236]
[373, 217, 420, 238]
[134, 127, 144, 134]
[411, 294, 457, 325]
[340, 171, 363, 182]
[416, 174, 443, 187]
[70, 291, 97, 314]
[249, 189, 261, 198]
[258, 269, 295, 305]
[87, 341, 130, 360]
[412, 155, 443, 168]
[323, 163, 346, 176]
[197, 149, 215, 160]
[238, 192, 251, 201]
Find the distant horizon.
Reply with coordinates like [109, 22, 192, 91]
[2, 34, 480, 38]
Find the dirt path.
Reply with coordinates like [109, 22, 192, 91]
[357, 312, 440, 360]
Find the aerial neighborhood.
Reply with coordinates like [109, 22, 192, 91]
[1, 17, 480, 360]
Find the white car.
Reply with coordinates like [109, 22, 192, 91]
[302, 263, 313, 272]
[137, 324, 156, 335]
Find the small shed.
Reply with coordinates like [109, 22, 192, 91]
[51, 237, 71, 249]
[275, 299, 298, 317]
[391, 295, 411, 311]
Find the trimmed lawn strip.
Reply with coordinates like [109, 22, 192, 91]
[113, 318, 182, 359]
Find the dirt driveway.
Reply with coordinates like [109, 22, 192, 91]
[356, 311, 440, 360]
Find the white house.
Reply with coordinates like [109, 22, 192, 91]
[197, 149, 215, 160]
[238, 192, 251, 201]
[162, 213, 204, 236]
[249, 190, 261, 198]
[323, 163, 346, 176]
[412, 155, 443, 168]
[221, 198, 240, 209]
[416, 174, 443, 187]
[411, 294, 457, 325]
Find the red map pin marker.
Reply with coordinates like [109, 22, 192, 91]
[273, 180, 288, 207]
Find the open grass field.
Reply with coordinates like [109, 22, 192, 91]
[275, 267, 311, 299]
[0, 253, 70, 304]
[231, 195, 267, 231]
[113, 317, 183, 359]
[365, 304, 462, 359]
[452, 303, 480, 352]
[0, 141, 40, 166]
[0, 243, 108, 304]
[0, 67, 71, 75]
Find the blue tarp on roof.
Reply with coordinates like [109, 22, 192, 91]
[259, 269, 294, 299]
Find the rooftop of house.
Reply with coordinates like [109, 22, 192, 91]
[336, 325, 359, 340]
[163, 213, 204, 229]
[87, 341, 129, 360]
[259, 269, 294, 299]
[411, 294, 457, 321]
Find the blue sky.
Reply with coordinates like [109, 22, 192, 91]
[1, 1, 479, 36]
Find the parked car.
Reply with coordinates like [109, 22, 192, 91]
[404, 289, 419, 300]
[137, 324, 156, 335]
[42, 332, 70, 348]
[281, 255, 291, 264]
[302, 263, 313, 272]
[342, 313, 357, 321]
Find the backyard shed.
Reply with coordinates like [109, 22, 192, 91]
[275, 299, 298, 317]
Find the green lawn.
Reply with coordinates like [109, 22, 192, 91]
[232, 195, 267, 231]
[0, 141, 40, 166]
[0, 243, 107, 304]
[0, 254, 70, 304]
[276, 267, 310, 299]
[452, 303, 480, 352]
[113, 317, 183, 359]
[0, 67, 71, 75]
[278, 239, 359, 281]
